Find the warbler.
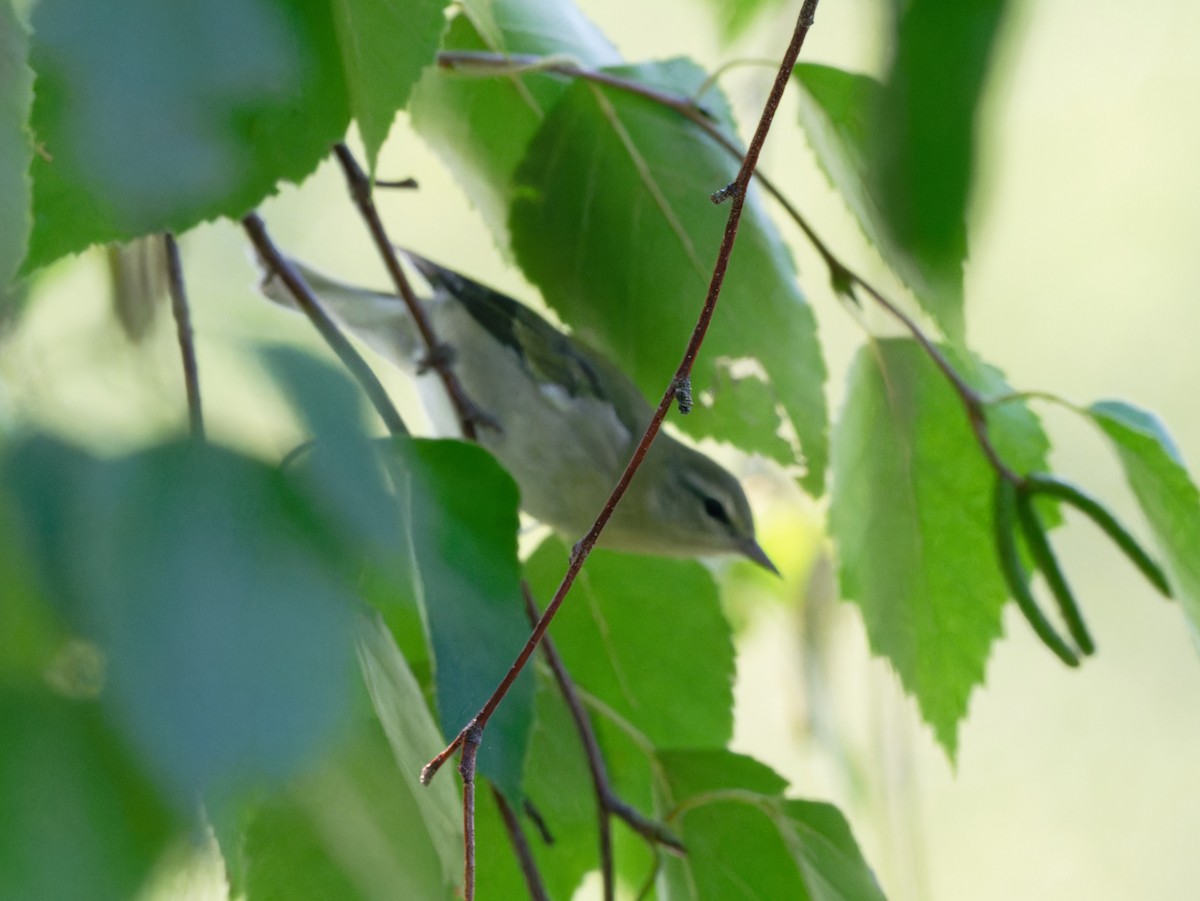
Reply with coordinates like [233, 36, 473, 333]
[260, 251, 776, 572]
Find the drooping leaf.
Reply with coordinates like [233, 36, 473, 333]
[656, 750, 884, 901]
[357, 614, 463, 889]
[329, 0, 450, 170]
[794, 62, 962, 341]
[869, 0, 1008, 325]
[5, 437, 360, 812]
[829, 339, 1052, 756]
[243, 702, 460, 901]
[0, 0, 33, 288]
[510, 59, 828, 489]
[410, 0, 620, 245]
[525, 538, 735, 749]
[25, 0, 351, 271]
[0, 693, 178, 901]
[1088, 400, 1200, 643]
[382, 438, 534, 798]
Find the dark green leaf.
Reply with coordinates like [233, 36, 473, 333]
[510, 59, 828, 489]
[869, 0, 1007, 318]
[383, 438, 534, 797]
[793, 62, 962, 341]
[329, 0, 450, 170]
[409, 0, 619, 245]
[0, 0, 33, 288]
[525, 538, 735, 748]
[0, 693, 177, 901]
[1088, 400, 1200, 641]
[25, 0, 351, 271]
[5, 437, 360, 811]
[829, 339, 1052, 756]
[261, 345, 401, 562]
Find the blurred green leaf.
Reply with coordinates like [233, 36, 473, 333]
[794, 62, 962, 341]
[525, 538, 735, 748]
[703, 0, 787, 42]
[357, 613, 462, 888]
[409, 0, 620, 247]
[25, 0, 350, 271]
[244, 707, 458, 901]
[5, 437, 360, 811]
[829, 339, 1051, 756]
[869, 0, 1007, 319]
[509, 59, 828, 489]
[262, 345, 401, 562]
[0, 693, 177, 901]
[657, 750, 884, 901]
[0, 0, 33, 288]
[383, 438, 534, 798]
[329, 0, 450, 171]
[1089, 400, 1200, 643]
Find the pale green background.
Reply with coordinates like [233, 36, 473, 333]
[5, 1, 1199, 899]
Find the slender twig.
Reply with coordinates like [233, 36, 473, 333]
[374, 176, 419, 189]
[332, 144, 492, 441]
[421, 8, 821, 898]
[522, 586, 684, 901]
[163, 233, 204, 440]
[242, 213, 408, 437]
[437, 31, 1021, 486]
[493, 787, 551, 901]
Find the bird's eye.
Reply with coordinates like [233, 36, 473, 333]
[703, 496, 731, 525]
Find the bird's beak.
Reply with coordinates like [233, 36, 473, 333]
[740, 537, 780, 576]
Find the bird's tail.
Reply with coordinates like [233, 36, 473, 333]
[255, 256, 425, 368]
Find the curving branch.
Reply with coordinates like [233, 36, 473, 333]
[420, 4, 824, 898]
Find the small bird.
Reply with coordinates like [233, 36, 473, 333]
[260, 250, 776, 572]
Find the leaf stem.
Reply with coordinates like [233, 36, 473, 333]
[163, 233, 204, 440]
[242, 213, 409, 437]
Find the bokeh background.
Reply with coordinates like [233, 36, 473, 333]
[3, 0, 1199, 898]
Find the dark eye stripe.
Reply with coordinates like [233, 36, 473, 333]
[703, 496, 731, 525]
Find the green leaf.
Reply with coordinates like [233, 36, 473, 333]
[4, 438, 360, 811]
[703, 0, 787, 42]
[793, 63, 962, 341]
[383, 438, 534, 797]
[1088, 400, 1200, 643]
[261, 345, 401, 562]
[0, 0, 33, 288]
[329, 0, 450, 170]
[657, 750, 884, 901]
[525, 538, 735, 748]
[356, 613, 463, 888]
[0, 692, 177, 901]
[243, 705, 459, 900]
[869, 0, 1007, 316]
[509, 59, 828, 490]
[829, 339, 1052, 756]
[25, 0, 351, 271]
[409, 0, 619, 247]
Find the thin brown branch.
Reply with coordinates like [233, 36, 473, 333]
[421, 14, 821, 901]
[493, 787, 551, 901]
[163, 233, 204, 440]
[242, 212, 408, 437]
[521, 586, 683, 901]
[332, 144, 493, 441]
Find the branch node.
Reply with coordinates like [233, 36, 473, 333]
[417, 341, 457, 374]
